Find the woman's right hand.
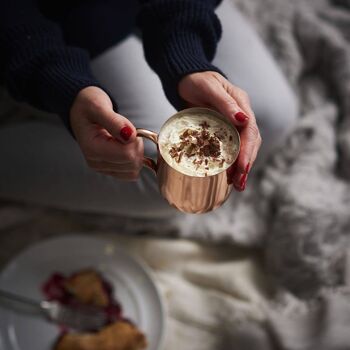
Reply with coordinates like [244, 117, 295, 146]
[70, 86, 144, 181]
[178, 72, 262, 191]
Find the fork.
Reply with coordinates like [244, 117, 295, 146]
[0, 288, 107, 331]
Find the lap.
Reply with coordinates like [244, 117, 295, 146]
[214, 0, 298, 159]
[0, 122, 175, 218]
[90, 35, 176, 133]
[0, 0, 298, 214]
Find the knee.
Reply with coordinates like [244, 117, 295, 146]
[255, 84, 299, 157]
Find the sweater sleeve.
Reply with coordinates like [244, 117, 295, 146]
[137, 0, 224, 109]
[0, 0, 103, 129]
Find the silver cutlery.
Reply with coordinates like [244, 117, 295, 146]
[0, 288, 107, 331]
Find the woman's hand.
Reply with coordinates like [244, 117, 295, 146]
[178, 71, 262, 191]
[70, 86, 144, 180]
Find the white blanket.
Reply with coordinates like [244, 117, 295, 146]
[108, 234, 350, 350]
[110, 235, 270, 350]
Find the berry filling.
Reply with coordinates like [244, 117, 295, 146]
[42, 269, 123, 327]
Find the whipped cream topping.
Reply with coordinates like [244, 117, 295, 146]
[159, 113, 238, 177]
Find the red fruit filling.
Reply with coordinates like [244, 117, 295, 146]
[41, 269, 123, 327]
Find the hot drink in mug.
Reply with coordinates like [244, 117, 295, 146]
[137, 108, 240, 214]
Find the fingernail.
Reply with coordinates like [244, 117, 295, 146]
[239, 173, 248, 191]
[245, 162, 251, 174]
[235, 112, 249, 123]
[120, 126, 133, 141]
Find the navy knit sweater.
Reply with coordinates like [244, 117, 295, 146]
[0, 0, 223, 128]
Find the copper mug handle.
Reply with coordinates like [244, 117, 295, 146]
[136, 128, 158, 173]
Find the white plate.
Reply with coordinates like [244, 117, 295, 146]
[0, 235, 165, 350]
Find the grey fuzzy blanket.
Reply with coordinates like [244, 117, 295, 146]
[179, 0, 350, 298]
[235, 0, 350, 297]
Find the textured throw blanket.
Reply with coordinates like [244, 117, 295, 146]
[174, 0, 350, 298]
[1, 0, 350, 349]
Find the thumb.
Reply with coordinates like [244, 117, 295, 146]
[94, 109, 137, 144]
[205, 84, 249, 127]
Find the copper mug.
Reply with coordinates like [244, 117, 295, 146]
[136, 107, 240, 214]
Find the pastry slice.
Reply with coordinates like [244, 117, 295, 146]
[55, 321, 147, 350]
[42, 269, 147, 350]
[64, 269, 110, 307]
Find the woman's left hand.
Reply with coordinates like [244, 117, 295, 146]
[178, 71, 262, 191]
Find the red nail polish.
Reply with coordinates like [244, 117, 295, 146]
[235, 112, 249, 123]
[245, 162, 251, 174]
[120, 126, 133, 141]
[239, 173, 248, 190]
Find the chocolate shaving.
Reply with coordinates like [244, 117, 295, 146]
[214, 132, 224, 141]
[201, 129, 210, 140]
[186, 143, 197, 157]
[169, 147, 178, 158]
[201, 145, 211, 157]
[176, 152, 183, 163]
[196, 136, 204, 147]
[200, 121, 210, 129]
[168, 121, 227, 170]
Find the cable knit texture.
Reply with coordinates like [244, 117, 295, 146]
[0, 0, 223, 127]
[0, 2, 103, 130]
[138, 0, 224, 108]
